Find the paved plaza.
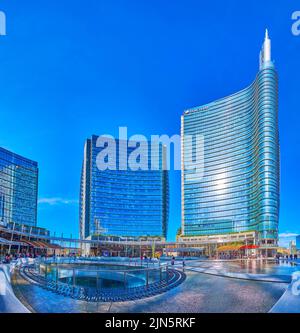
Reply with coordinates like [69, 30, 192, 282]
[11, 265, 287, 313]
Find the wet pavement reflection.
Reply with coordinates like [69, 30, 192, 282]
[12, 266, 288, 313]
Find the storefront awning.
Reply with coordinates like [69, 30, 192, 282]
[166, 247, 204, 252]
[217, 245, 242, 252]
[239, 245, 259, 250]
[217, 244, 259, 251]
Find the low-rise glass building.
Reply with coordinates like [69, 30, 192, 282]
[0, 147, 38, 227]
[80, 135, 169, 239]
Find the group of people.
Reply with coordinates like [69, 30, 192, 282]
[1, 252, 35, 264]
[171, 256, 186, 269]
[138, 255, 186, 269]
[276, 254, 298, 261]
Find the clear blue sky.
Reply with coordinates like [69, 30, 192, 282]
[0, 0, 299, 244]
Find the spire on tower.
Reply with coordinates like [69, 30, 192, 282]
[265, 28, 269, 40]
[259, 29, 272, 70]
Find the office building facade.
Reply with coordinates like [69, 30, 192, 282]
[181, 31, 279, 256]
[0, 147, 38, 228]
[80, 135, 169, 239]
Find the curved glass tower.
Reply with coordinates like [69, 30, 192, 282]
[80, 135, 169, 239]
[181, 31, 279, 254]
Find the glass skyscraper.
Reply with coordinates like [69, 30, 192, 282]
[181, 31, 279, 253]
[80, 135, 169, 239]
[0, 147, 38, 227]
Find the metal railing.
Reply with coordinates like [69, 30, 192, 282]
[39, 256, 163, 268]
[34, 258, 169, 294]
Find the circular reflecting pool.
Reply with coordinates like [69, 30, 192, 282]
[40, 262, 167, 289]
[22, 259, 186, 302]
